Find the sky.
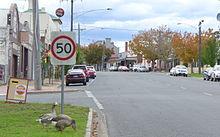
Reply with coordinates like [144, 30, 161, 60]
[1, 0, 220, 52]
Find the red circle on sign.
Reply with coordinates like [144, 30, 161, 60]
[51, 36, 76, 61]
[56, 8, 64, 17]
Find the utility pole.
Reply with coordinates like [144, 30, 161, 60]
[78, 23, 80, 46]
[71, 0, 73, 32]
[101, 41, 105, 71]
[198, 20, 204, 74]
[32, 0, 42, 90]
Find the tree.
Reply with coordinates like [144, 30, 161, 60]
[129, 26, 174, 70]
[151, 26, 174, 71]
[201, 37, 219, 67]
[129, 32, 158, 69]
[200, 29, 220, 67]
[82, 43, 113, 66]
[172, 32, 198, 72]
[76, 45, 85, 65]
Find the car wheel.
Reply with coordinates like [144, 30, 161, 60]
[66, 82, 69, 86]
[207, 77, 210, 81]
[83, 81, 87, 85]
[203, 77, 206, 80]
[214, 76, 217, 82]
[211, 74, 214, 81]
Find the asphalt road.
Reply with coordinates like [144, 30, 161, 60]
[2, 72, 220, 137]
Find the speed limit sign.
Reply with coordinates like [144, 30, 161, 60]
[50, 32, 76, 65]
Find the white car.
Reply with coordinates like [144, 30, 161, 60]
[173, 65, 188, 77]
[170, 67, 176, 76]
[210, 65, 220, 81]
[109, 66, 118, 71]
[203, 67, 213, 81]
[132, 65, 141, 72]
[137, 66, 149, 72]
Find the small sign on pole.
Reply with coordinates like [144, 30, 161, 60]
[6, 78, 29, 103]
[50, 31, 76, 114]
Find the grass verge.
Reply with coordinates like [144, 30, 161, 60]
[0, 101, 89, 137]
[188, 73, 203, 78]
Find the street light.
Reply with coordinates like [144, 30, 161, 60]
[74, 8, 112, 47]
[74, 8, 112, 19]
[177, 20, 204, 74]
[198, 20, 204, 74]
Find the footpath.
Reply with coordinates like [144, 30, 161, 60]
[0, 78, 81, 96]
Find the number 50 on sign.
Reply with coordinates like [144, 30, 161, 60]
[50, 32, 76, 65]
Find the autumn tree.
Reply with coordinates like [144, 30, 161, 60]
[82, 43, 113, 67]
[129, 31, 158, 69]
[172, 32, 198, 72]
[129, 26, 174, 71]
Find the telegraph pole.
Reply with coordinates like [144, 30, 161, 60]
[32, 0, 42, 90]
[78, 23, 80, 46]
[71, 0, 73, 31]
[198, 20, 204, 74]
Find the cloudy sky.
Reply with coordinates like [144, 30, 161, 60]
[1, 0, 220, 51]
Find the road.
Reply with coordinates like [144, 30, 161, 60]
[2, 72, 220, 137]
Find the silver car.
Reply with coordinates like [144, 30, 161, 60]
[173, 65, 188, 77]
[210, 65, 220, 81]
[137, 66, 149, 72]
[170, 67, 176, 76]
[203, 67, 213, 81]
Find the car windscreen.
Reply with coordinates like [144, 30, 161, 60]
[73, 66, 86, 69]
[176, 66, 186, 69]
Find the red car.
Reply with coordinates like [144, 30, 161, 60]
[86, 66, 96, 79]
[72, 65, 89, 82]
[66, 69, 86, 86]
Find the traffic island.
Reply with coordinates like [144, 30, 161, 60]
[0, 101, 89, 137]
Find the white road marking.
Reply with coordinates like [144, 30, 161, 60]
[85, 90, 104, 110]
[87, 79, 95, 87]
[180, 86, 186, 90]
[203, 92, 213, 96]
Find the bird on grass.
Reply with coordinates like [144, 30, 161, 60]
[36, 102, 58, 127]
[52, 114, 77, 132]
[55, 118, 76, 132]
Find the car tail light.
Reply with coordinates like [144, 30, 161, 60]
[66, 74, 71, 78]
[79, 74, 84, 78]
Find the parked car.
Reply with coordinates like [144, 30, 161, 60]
[210, 65, 220, 81]
[109, 66, 118, 71]
[137, 66, 149, 72]
[86, 66, 96, 79]
[173, 65, 188, 77]
[203, 67, 213, 81]
[118, 66, 130, 71]
[132, 65, 141, 72]
[72, 65, 89, 82]
[170, 67, 176, 76]
[66, 69, 87, 86]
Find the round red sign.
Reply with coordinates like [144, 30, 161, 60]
[51, 36, 76, 61]
[55, 8, 64, 17]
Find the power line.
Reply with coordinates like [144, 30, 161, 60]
[79, 25, 140, 31]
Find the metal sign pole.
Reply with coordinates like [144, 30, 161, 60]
[61, 65, 64, 114]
